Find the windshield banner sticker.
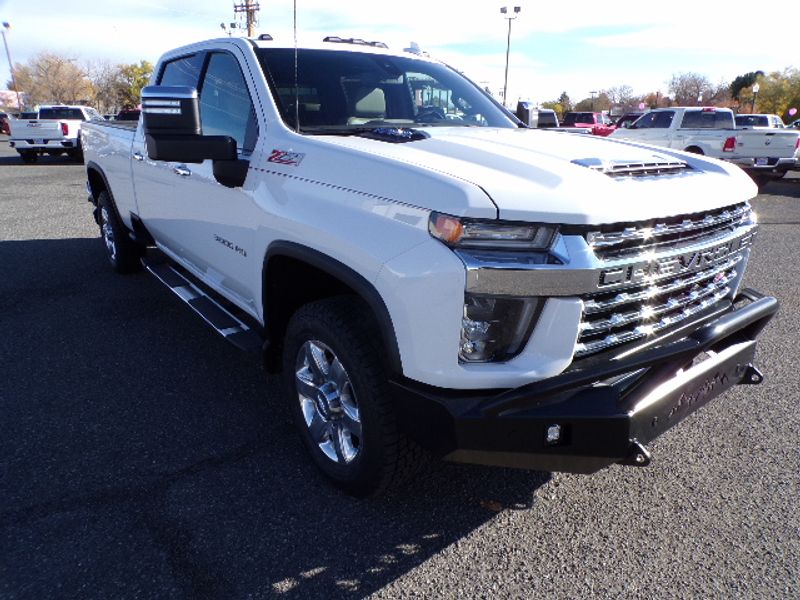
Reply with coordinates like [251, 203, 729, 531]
[268, 149, 305, 166]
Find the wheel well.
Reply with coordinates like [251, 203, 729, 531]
[684, 146, 704, 155]
[262, 250, 401, 375]
[87, 165, 108, 204]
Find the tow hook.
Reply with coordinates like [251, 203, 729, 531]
[737, 364, 764, 385]
[618, 440, 651, 467]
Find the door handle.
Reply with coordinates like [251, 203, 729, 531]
[173, 165, 192, 177]
[132, 152, 144, 161]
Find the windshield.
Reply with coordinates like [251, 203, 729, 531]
[562, 112, 595, 126]
[735, 115, 769, 127]
[257, 48, 517, 132]
[38, 108, 85, 120]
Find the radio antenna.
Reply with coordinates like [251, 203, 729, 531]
[293, 0, 299, 133]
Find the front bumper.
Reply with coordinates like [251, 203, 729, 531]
[390, 290, 777, 473]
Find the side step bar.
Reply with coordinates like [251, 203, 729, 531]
[143, 258, 264, 352]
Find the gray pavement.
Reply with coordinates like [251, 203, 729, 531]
[0, 138, 798, 599]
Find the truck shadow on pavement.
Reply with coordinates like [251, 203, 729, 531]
[760, 176, 800, 198]
[0, 154, 82, 167]
[0, 237, 551, 600]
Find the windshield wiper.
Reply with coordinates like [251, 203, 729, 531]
[301, 126, 430, 142]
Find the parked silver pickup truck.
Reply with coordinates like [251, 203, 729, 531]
[610, 107, 800, 187]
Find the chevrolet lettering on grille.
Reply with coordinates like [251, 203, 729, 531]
[599, 232, 755, 288]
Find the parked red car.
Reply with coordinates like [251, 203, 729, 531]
[0, 112, 10, 135]
[561, 111, 614, 135]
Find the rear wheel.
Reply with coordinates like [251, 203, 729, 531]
[18, 151, 37, 164]
[97, 190, 144, 273]
[283, 297, 424, 496]
[67, 146, 83, 162]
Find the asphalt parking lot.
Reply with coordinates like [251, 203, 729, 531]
[1, 138, 799, 599]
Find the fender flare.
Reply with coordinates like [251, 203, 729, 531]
[85, 160, 113, 205]
[263, 241, 403, 375]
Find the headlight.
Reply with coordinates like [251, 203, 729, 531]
[429, 212, 557, 250]
[460, 293, 542, 363]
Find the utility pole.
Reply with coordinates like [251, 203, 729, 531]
[233, 0, 260, 37]
[500, 6, 521, 109]
[1, 22, 22, 110]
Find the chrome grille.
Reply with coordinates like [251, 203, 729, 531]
[575, 203, 755, 358]
[586, 202, 751, 261]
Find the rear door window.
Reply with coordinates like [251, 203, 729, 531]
[680, 110, 731, 129]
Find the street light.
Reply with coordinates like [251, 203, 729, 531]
[590, 90, 597, 111]
[752, 83, 760, 113]
[500, 6, 521, 108]
[1, 22, 22, 111]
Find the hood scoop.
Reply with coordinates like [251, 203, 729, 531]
[572, 156, 692, 178]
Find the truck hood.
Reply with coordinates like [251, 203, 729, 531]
[318, 127, 756, 224]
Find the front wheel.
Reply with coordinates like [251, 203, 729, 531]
[97, 191, 144, 273]
[283, 297, 423, 496]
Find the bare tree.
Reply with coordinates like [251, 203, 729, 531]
[603, 85, 636, 108]
[668, 72, 714, 106]
[11, 52, 94, 106]
[85, 59, 123, 114]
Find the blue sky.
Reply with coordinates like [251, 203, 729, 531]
[0, 0, 795, 106]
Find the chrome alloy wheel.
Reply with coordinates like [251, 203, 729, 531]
[100, 207, 117, 262]
[295, 340, 362, 464]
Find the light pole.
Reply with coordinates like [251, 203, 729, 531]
[500, 6, 521, 108]
[590, 90, 597, 111]
[752, 83, 760, 113]
[1, 22, 22, 111]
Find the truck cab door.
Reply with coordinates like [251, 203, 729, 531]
[133, 49, 263, 317]
[649, 111, 676, 147]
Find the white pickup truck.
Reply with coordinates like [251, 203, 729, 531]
[81, 36, 777, 496]
[610, 107, 800, 187]
[9, 104, 103, 163]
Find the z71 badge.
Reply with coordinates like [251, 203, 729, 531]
[268, 149, 305, 166]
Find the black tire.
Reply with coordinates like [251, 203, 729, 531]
[283, 297, 424, 496]
[751, 174, 771, 191]
[97, 190, 144, 273]
[19, 151, 37, 164]
[67, 146, 83, 162]
[684, 146, 704, 155]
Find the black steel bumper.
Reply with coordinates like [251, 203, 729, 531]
[390, 290, 778, 474]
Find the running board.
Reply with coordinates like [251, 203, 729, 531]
[143, 259, 264, 352]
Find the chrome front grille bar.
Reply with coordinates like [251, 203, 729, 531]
[583, 255, 743, 315]
[586, 203, 751, 250]
[575, 285, 733, 357]
[579, 268, 738, 337]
